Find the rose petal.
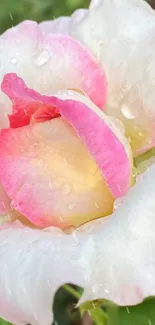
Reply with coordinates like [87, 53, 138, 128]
[1, 165, 155, 324]
[39, 9, 88, 35]
[0, 20, 106, 129]
[0, 76, 132, 228]
[0, 116, 114, 228]
[0, 222, 86, 325]
[2, 73, 60, 128]
[39, 17, 71, 35]
[57, 90, 132, 198]
[79, 163, 155, 306]
[70, 0, 155, 154]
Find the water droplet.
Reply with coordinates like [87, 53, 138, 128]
[62, 184, 72, 195]
[113, 197, 123, 211]
[92, 283, 102, 293]
[121, 104, 139, 119]
[66, 90, 75, 97]
[33, 49, 50, 67]
[68, 203, 75, 210]
[11, 58, 17, 65]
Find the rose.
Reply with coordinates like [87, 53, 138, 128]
[0, 0, 155, 325]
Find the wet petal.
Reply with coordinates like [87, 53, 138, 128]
[0, 117, 114, 228]
[0, 222, 86, 325]
[2, 73, 60, 128]
[57, 90, 133, 198]
[39, 9, 88, 35]
[0, 20, 106, 128]
[70, 0, 155, 154]
[39, 17, 71, 35]
[1, 165, 155, 324]
[0, 77, 132, 228]
[79, 164, 155, 306]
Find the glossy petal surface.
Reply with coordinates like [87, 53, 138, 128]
[0, 20, 106, 128]
[70, 0, 155, 154]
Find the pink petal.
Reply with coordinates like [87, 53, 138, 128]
[0, 80, 132, 228]
[0, 21, 106, 129]
[56, 91, 132, 198]
[2, 73, 60, 128]
[0, 117, 114, 228]
[70, 0, 155, 154]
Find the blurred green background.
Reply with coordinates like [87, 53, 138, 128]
[0, 0, 155, 324]
[0, 0, 154, 35]
[0, 0, 90, 34]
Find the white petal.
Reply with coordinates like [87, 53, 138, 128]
[70, 0, 155, 154]
[79, 164, 155, 305]
[1, 165, 155, 324]
[0, 222, 87, 325]
[39, 17, 71, 35]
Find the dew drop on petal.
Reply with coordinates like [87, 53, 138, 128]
[32, 49, 50, 67]
[11, 58, 17, 65]
[62, 183, 72, 195]
[113, 197, 124, 211]
[121, 104, 139, 119]
[68, 203, 75, 210]
[92, 283, 101, 294]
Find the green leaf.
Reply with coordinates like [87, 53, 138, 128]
[107, 298, 155, 325]
[80, 301, 107, 325]
[0, 319, 12, 325]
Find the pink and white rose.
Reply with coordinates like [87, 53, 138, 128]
[0, 0, 155, 324]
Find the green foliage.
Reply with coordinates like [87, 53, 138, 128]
[107, 298, 155, 325]
[0, 0, 90, 34]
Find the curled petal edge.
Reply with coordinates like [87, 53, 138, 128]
[0, 165, 155, 324]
